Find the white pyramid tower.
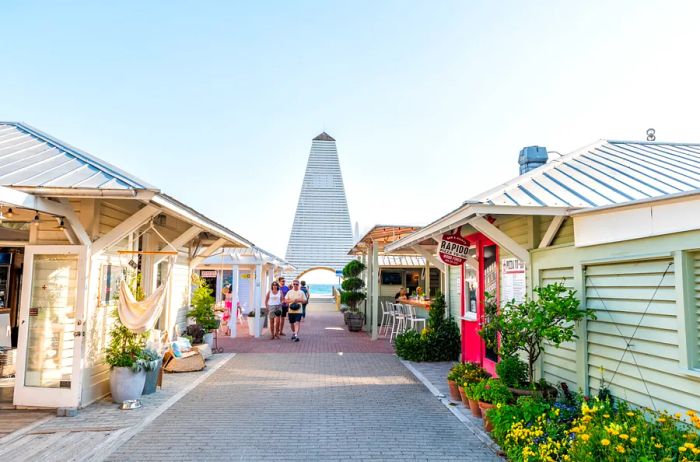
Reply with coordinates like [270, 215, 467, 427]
[285, 133, 354, 276]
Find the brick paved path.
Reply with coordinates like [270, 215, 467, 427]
[108, 302, 499, 461]
[218, 299, 394, 354]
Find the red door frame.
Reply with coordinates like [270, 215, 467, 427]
[460, 232, 499, 375]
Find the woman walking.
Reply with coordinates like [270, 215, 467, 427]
[265, 281, 283, 339]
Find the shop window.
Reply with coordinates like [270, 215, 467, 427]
[100, 264, 123, 306]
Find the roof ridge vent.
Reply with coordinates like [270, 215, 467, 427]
[518, 146, 548, 174]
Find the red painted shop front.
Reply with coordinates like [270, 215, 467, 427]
[460, 232, 499, 376]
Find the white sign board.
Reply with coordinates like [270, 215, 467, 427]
[500, 258, 526, 305]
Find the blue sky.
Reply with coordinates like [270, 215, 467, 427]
[2, 1, 700, 258]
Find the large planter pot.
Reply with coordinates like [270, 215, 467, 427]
[142, 359, 162, 395]
[110, 367, 146, 404]
[468, 398, 482, 418]
[342, 310, 351, 325]
[347, 313, 364, 332]
[478, 402, 496, 432]
[458, 386, 469, 408]
[508, 384, 558, 400]
[447, 380, 461, 401]
[247, 317, 264, 336]
[203, 332, 214, 348]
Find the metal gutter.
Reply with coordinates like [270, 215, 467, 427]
[570, 188, 700, 216]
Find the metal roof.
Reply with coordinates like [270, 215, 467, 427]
[472, 140, 700, 208]
[200, 247, 294, 269]
[0, 122, 156, 190]
[378, 255, 426, 267]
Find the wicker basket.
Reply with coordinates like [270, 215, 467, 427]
[162, 349, 205, 373]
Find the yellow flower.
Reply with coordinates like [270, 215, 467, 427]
[675, 412, 682, 419]
[658, 417, 667, 423]
[679, 447, 687, 453]
[603, 414, 610, 418]
[601, 439, 611, 446]
[619, 434, 629, 440]
[684, 443, 695, 449]
[687, 410, 696, 417]
[580, 434, 590, 442]
[626, 411, 635, 416]
[616, 444, 626, 454]
[630, 437, 637, 443]
[692, 448, 700, 455]
[655, 443, 663, 448]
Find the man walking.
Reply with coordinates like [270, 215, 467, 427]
[300, 280, 310, 321]
[285, 279, 306, 342]
[277, 277, 289, 336]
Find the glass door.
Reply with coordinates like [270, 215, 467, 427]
[14, 246, 86, 408]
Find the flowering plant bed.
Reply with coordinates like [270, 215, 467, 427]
[486, 393, 700, 462]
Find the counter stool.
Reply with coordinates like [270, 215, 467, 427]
[389, 303, 407, 342]
[379, 301, 395, 337]
[404, 304, 427, 332]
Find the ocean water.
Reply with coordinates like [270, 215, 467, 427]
[305, 283, 337, 297]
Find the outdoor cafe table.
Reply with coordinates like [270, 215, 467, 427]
[402, 299, 431, 309]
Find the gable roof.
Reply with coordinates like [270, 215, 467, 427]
[0, 122, 156, 190]
[472, 140, 700, 208]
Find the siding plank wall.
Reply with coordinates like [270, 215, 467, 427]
[694, 253, 700, 365]
[584, 258, 700, 413]
[171, 253, 191, 334]
[540, 267, 578, 388]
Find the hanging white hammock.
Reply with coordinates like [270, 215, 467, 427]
[117, 257, 175, 333]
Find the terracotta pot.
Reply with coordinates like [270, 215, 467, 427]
[478, 401, 495, 432]
[468, 398, 482, 418]
[457, 385, 469, 407]
[447, 380, 461, 401]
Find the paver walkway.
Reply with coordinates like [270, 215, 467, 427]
[108, 302, 499, 461]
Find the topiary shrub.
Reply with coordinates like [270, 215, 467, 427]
[394, 292, 460, 362]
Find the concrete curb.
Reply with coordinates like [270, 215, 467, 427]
[399, 359, 502, 455]
[85, 353, 236, 462]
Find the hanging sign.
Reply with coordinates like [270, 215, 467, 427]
[200, 270, 217, 278]
[500, 258, 526, 305]
[438, 228, 470, 266]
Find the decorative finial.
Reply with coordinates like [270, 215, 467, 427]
[646, 128, 656, 142]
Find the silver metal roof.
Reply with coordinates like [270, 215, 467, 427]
[0, 122, 156, 190]
[472, 140, 700, 208]
[201, 247, 293, 268]
[379, 255, 426, 267]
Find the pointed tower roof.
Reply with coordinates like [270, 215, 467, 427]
[313, 132, 335, 141]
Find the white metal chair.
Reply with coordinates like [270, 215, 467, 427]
[379, 301, 395, 336]
[389, 303, 407, 342]
[404, 303, 427, 332]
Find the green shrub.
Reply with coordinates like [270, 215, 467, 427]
[187, 275, 218, 331]
[105, 308, 149, 370]
[468, 378, 513, 405]
[339, 260, 366, 311]
[495, 355, 528, 388]
[394, 292, 460, 362]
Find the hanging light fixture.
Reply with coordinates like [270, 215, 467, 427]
[6, 208, 13, 218]
[57, 218, 65, 231]
[33, 211, 40, 225]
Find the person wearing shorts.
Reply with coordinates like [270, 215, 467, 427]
[285, 279, 305, 342]
[278, 277, 289, 336]
[265, 281, 283, 339]
[300, 280, 310, 320]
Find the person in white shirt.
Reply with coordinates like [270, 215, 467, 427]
[265, 281, 283, 339]
[285, 279, 306, 342]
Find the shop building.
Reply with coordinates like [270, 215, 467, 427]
[386, 140, 700, 413]
[0, 122, 255, 409]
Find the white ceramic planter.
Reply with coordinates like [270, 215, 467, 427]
[110, 366, 146, 404]
[203, 332, 214, 348]
[247, 317, 263, 336]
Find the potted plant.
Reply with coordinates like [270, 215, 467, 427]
[495, 355, 530, 397]
[187, 275, 220, 347]
[105, 308, 149, 404]
[246, 309, 267, 336]
[339, 260, 366, 332]
[479, 283, 596, 393]
[140, 347, 162, 395]
[447, 363, 465, 401]
[460, 364, 491, 417]
[469, 378, 513, 432]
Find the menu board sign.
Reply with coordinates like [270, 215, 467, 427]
[438, 229, 470, 266]
[501, 258, 526, 305]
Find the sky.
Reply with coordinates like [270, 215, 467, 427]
[2, 1, 700, 259]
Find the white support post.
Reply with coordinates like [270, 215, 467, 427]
[253, 263, 262, 338]
[58, 198, 91, 246]
[410, 245, 446, 273]
[538, 215, 566, 248]
[469, 215, 531, 265]
[362, 252, 370, 331]
[191, 238, 228, 267]
[424, 258, 431, 299]
[371, 243, 380, 340]
[230, 264, 239, 338]
[215, 270, 223, 305]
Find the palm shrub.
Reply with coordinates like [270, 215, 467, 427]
[187, 275, 219, 338]
[479, 282, 596, 385]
